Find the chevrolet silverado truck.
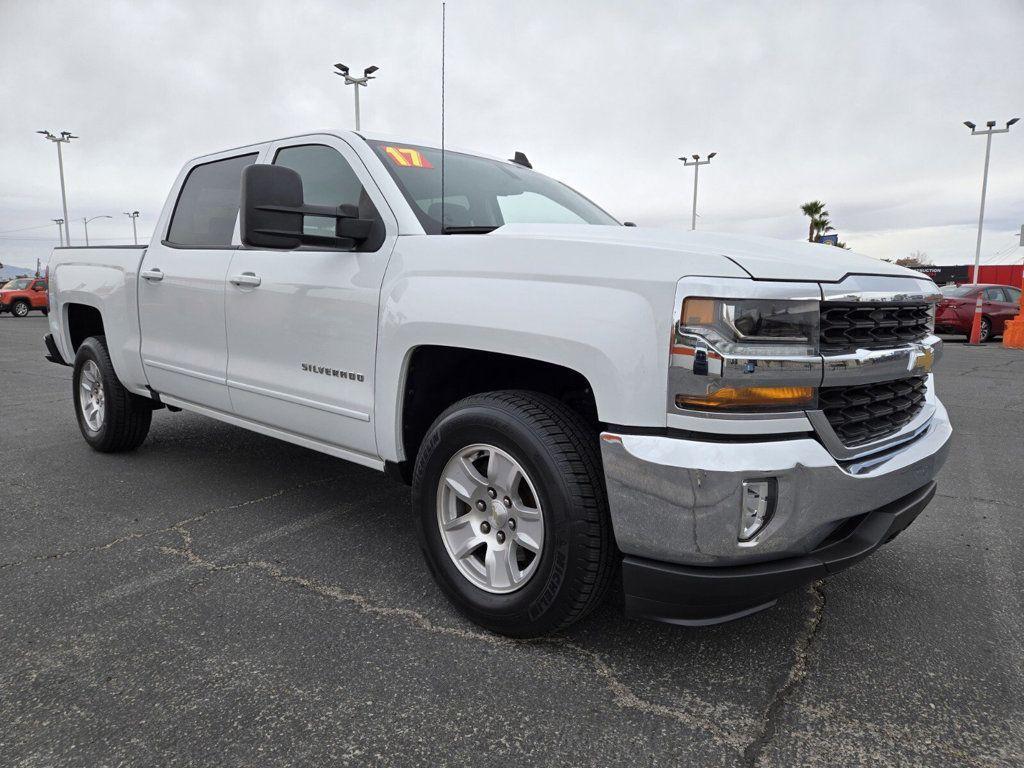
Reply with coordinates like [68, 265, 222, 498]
[43, 130, 951, 637]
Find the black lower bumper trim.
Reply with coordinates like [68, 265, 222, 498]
[623, 481, 937, 626]
[43, 333, 69, 366]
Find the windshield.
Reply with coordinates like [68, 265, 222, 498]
[2, 278, 31, 290]
[367, 140, 618, 234]
[940, 285, 977, 297]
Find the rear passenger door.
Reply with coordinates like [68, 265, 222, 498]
[138, 150, 262, 412]
[223, 136, 397, 462]
[985, 287, 1018, 331]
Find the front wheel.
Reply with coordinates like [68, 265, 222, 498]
[11, 300, 29, 318]
[73, 336, 153, 452]
[412, 391, 616, 637]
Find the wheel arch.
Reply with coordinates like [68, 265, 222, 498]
[389, 345, 600, 474]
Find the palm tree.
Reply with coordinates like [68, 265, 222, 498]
[800, 200, 828, 242]
[811, 215, 835, 241]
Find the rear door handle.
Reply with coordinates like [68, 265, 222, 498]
[229, 272, 261, 287]
[140, 268, 164, 281]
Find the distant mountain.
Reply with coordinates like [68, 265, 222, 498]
[0, 263, 37, 281]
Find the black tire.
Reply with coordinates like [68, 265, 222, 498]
[73, 336, 153, 453]
[979, 317, 992, 343]
[42, 308, 49, 316]
[11, 300, 29, 318]
[412, 390, 616, 637]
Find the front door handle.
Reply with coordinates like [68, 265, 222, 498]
[140, 268, 164, 282]
[229, 272, 262, 288]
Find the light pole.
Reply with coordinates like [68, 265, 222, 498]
[123, 210, 140, 245]
[82, 215, 112, 247]
[963, 118, 1018, 344]
[52, 218, 65, 247]
[38, 130, 77, 245]
[333, 63, 379, 130]
[678, 153, 716, 230]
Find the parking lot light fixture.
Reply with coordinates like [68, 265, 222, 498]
[52, 218, 65, 247]
[333, 62, 379, 131]
[679, 152, 716, 231]
[963, 118, 1018, 344]
[123, 210, 140, 245]
[82, 215, 112, 247]
[38, 130, 76, 245]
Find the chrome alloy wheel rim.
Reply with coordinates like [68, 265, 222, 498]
[436, 444, 545, 594]
[79, 360, 105, 432]
[13, 303, 28, 317]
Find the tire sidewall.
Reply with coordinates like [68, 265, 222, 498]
[413, 402, 586, 634]
[980, 317, 991, 342]
[73, 338, 114, 449]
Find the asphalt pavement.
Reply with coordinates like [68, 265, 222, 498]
[1, 314, 1022, 767]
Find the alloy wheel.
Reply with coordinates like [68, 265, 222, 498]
[79, 360, 106, 432]
[436, 443, 545, 593]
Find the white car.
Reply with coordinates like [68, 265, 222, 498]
[44, 130, 950, 636]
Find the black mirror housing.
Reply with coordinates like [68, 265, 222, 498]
[241, 164, 304, 249]
[336, 204, 373, 241]
[241, 165, 379, 251]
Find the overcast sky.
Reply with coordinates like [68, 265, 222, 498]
[1, 0, 1022, 270]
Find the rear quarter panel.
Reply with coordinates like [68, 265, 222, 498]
[48, 247, 150, 395]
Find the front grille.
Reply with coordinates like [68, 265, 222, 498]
[819, 302, 931, 354]
[819, 375, 928, 446]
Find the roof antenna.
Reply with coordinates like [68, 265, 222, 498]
[440, 1, 446, 234]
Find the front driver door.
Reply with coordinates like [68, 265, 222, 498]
[223, 136, 397, 462]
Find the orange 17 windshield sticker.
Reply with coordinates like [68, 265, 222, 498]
[384, 146, 434, 168]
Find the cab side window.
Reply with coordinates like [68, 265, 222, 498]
[272, 144, 383, 250]
[167, 153, 258, 247]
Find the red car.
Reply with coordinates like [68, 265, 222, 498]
[935, 283, 1022, 342]
[0, 276, 49, 318]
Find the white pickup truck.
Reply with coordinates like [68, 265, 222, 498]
[44, 130, 951, 636]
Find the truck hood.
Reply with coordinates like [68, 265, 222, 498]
[491, 224, 922, 283]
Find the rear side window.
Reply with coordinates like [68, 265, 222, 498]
[167, 153, 258, 247]
[984, 287, 1008, 302]
[1007, 287, 1021, 304]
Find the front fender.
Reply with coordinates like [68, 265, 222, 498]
[374, 252, 678, 462]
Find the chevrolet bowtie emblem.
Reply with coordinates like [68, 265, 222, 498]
[911, 347, 934, 373]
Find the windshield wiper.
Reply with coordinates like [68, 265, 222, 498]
[442, 225, 499, 234]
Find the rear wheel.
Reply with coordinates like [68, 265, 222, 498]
[73, 336, 153, 452]
[11, 300, 29, 318]
[412, 390, 616, 637]
[979, 316, 992, 343]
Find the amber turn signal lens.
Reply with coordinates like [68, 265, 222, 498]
[681, 297, 716, 326]
[676, 386, 815, 409]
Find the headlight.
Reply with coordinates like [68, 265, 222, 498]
[672, 296, 821, 412]
[679, 297, 819, 357]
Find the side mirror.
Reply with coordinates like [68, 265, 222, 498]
[240, 165, 377, 250]
[241, 164, 304, 249]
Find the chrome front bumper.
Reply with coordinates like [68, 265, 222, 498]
[599, 397, 951, 567]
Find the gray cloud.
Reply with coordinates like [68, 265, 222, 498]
[1, 0, 1022, 269]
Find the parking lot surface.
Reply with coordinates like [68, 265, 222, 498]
[1, 314, 1022, 767]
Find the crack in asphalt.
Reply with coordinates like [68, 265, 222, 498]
[935, 491, 1019, 509]
[0, 477, 341, 570]
[741, 581, 826, 767]
[156, 508, 756, 752]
